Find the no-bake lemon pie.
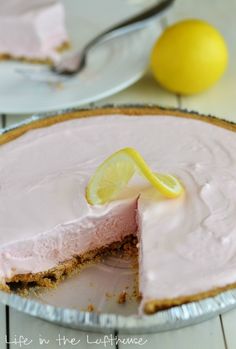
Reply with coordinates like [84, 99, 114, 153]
[1, 106, 236, 315]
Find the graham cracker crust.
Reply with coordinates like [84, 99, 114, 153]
[0, 41, 70, 65]
[143, 280, 236, 314]
[0, 235, 137, 294]
[1, 106, 236, 147]
[1, 105, 236, 313]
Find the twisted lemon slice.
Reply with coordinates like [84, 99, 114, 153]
[86, 147, 184, 205]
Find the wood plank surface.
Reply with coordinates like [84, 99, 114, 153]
[119, 318, 226, 349]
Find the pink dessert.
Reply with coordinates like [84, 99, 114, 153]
[0, 0, 69, 62]
[1, 107, 236, 314]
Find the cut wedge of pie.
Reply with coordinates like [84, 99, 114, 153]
[0, 0, 69, 63]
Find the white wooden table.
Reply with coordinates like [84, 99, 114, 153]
[1, 0, 236, 347]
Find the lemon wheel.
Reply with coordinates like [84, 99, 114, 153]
[86, 147, 184, 205]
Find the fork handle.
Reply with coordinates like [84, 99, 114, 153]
[85, 0, 175, 51]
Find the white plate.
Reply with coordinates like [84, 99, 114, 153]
[0, 0, 161, 114]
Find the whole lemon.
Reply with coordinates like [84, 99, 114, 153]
[150, 19, 228, 95]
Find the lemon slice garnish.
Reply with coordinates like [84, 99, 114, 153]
[86, 147, 184, 205]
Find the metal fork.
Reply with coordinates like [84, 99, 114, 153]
[16, 0, 174, 83]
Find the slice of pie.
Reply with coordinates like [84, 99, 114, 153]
[0, 0, 69, 63]
[1, 106, 236, 315]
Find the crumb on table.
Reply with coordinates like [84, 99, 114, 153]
[87, 304, 95, 312]
[117, 291, 127, 304]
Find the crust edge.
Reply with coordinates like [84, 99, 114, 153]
[1, 105, 235, 146]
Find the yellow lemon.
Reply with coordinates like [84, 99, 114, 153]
[86, 147, 184, 205]
[150, 19, 228, 95]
